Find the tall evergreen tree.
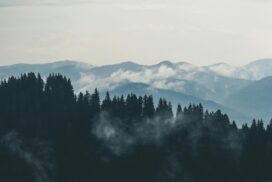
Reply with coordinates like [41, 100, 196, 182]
[90, 88, 100, 115]
[101, 91, 112, 112]
[176, 104, 182, 118]
[143, 95, 155, 118]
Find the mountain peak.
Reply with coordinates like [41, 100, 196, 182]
[176, 61, 194, 65]
[245, 58, 272, 67]
[157, 60, 174, 67]
[118, 61, 140, 66]
[206, 62, 232, 68]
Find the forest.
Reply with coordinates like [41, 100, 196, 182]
[0, 73, 272, 182]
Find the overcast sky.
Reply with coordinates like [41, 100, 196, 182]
[0, 0, 272, 66]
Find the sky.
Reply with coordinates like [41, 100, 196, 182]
[0, 0, 272, 66]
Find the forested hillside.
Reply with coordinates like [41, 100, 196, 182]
[0, 73, 272, 182]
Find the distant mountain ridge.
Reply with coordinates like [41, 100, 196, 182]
[2, 58, 272, 80]
[1, 59, 272, 123]
[226, 76, 272, 121]
[204, 59, 272, 80]
[0, 60, 93, 81]
[107, 82, 251, 125]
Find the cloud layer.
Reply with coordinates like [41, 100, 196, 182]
[0, 0, 90, 6]
[0, 0, 272, 66]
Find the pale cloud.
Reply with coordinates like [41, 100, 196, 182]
[0, 0, 272, 66]
[110, 65, 177, 84]
[76, 65, 184, 92]
[0, 0, 90, 6]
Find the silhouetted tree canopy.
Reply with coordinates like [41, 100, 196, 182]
[0, 73, 272, 182]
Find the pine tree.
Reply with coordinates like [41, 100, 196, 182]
[143, 95, 155, 118]
[101, 91, 112, 112]
[176, 104, 182, 118]
[90, 88, 100, 115]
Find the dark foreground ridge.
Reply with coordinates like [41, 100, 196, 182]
[0, 73, 271, 182]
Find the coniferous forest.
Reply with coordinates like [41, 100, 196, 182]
[1, 73, 272, 182]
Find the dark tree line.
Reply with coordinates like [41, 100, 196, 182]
[0, 73, 272, 182]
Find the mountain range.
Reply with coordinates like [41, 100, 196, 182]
[1, 59, 272, 125]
